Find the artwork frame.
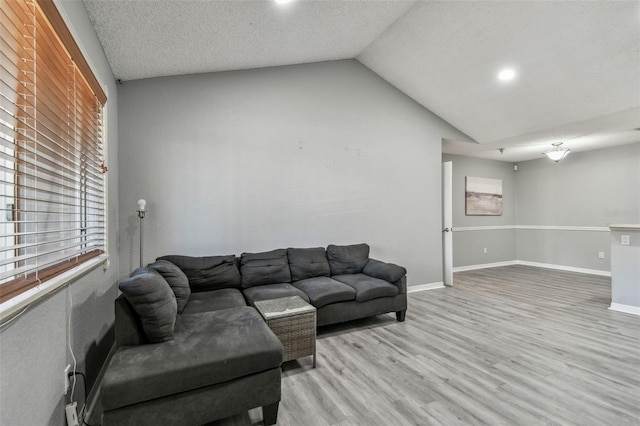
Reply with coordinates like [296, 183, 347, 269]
[465, 177, 503, 216]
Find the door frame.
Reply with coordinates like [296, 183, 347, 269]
[442, 161, 453, 286]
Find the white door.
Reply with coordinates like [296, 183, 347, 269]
[443, 161, 453, 286]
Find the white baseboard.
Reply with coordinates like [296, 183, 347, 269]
[453, 261, 518, 273]
[609, 303, 640, 316]
[516, 260, 611, 277]
[408, 282, 445, 293]
[452, 260, 610, 277]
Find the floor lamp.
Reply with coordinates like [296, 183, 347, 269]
[137, 199, 146, 267]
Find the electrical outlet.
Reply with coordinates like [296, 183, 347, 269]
[598, 252, 605, 259]
[64, 364, 71, 395]
[621, 235, 630, 246]
[483, 248, 488, 254]
[65, 402, 79, 426]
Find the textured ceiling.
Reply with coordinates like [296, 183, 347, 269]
[82, 0, 415, 80]
[358, 0, 640, 162]
[83, 0, 640, 162]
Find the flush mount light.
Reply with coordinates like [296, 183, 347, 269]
[498, 68, 516, 81]
[544, 142, 570, 162]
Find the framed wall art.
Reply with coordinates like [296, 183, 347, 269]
[465, 176, 503, 216]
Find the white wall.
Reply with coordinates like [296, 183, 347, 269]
[0, 1, 119, 425]
[118, 60, 469, 286]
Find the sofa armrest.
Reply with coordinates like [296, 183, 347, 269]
[363, 258, 407, 293]
[395, 276, 407, 295]
[114, 294, 147, 346]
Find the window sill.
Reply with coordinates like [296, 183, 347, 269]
[0, 254, 109, 324]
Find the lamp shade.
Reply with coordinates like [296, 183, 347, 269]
[544, 143, 570, 162]
[137, 199, 146, 211]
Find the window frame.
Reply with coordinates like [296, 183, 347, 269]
[0, 0, 109, 321]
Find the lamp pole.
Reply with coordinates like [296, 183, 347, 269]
[137, 199, 146, 268]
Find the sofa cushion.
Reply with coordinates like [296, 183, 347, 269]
[181, 288, 247, 315]
[101, 307, 283, 411]
[147, 260, 191, 313]
[243, 283, 310, 306]
[240, 249, 291, 288]
[332, 274, 399, 302]
[363, 259, 407, 283]
[293, 277, 356, 308]
[157, 255, 241, 292]
[118, 268, 177, 343]
[287, 247, 330, 281]
[326, 243, 370, 275]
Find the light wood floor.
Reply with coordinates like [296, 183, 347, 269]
[213, 265, 640, 426]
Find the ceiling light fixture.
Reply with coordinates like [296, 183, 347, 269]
[274, 0, 293, 4]
[544, 142, 570, 162]
[498, 68, 516, 81]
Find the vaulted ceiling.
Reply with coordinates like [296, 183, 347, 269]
[83, 0, 640, 162]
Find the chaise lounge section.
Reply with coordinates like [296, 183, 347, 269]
[101, 264, 283, 426]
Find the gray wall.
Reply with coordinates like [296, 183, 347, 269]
[610, 228, 640, 308]
[445, 142, 640, 272]
[0, 1, 119, 425]
[117, 60, 469, 286]
[515, 143, 640, 227]
[515, 142, 640, 271]
[442, 154, 516, 267]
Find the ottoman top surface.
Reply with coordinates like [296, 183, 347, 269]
[254, 296, 316, 320]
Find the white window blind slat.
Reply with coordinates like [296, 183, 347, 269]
[0, 241, 105, 281]
[0, 0, 107, 303]
[0, 235, 105, 268]
[0, 225, 105, 242]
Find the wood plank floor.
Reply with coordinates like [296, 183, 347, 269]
[213, 265, 640, 426]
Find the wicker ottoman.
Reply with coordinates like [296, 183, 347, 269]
[254, 296, 317, 368]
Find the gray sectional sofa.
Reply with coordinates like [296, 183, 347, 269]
[102, 243, 407, 425]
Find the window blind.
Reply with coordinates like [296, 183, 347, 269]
[0, 0, 107, 303]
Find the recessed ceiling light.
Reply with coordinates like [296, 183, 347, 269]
[274, 0, 293, 4]
[498, 68, 516, 81]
